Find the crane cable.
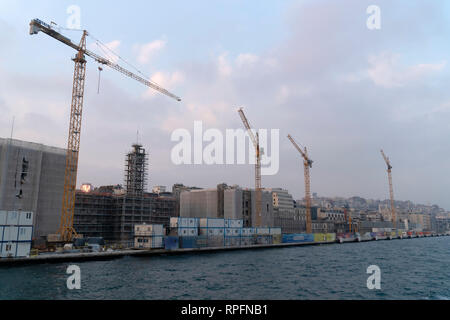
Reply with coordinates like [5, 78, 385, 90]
[52, 24, 170, 96]
[88, 34, 150, 80]
[87, 33, 170, 92]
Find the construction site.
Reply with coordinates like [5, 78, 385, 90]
[0, 18, 449, 261]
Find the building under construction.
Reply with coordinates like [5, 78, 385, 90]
[124, 144, 148, 195]
[0, 138, 65, 239]
[73, 143, 177, 242]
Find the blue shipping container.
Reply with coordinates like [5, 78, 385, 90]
[179, 236, 199, 249]
[164, 236, 179, 250]
[282, 233, 314, 243]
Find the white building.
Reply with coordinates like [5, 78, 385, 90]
[152, 186, 167, 194]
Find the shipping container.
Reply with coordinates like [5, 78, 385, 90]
[327, 233, 336, 242]
[224, 236, 241, 247]
[199, 227, 224, 236]
[225, 219, 243, 228]
[169, 217, 199, 228]
[199, 218, 225, 228]
[207, 235, 224, 247]
[15, 242, 31, 257]
[272, 234, 282, 244]
[241, 228, 255, 236]
[134, 235, 163, 249]
[17, 226, 33, 242]
[240, 236, 255, 246]
[269, 228, 282, 235]
[179, 236, 199, 249]
[0, 211, 7, 225]
[164, 236, 179, 250]
[314, 233, 328, 242]
[255, 235, 273, 245]
[0, 242, 17, 258]
[256, 228, 270, 235]
[196, 235, 209, 248]
[225, 228, 241, 237]
[177, 227, 198, 237]
[135, 224, 164, 236]
[18, 212, 33, 226]
[6, 211, 19, 226]
[2, 226, 18, 242]
[282, 233, 314, 243]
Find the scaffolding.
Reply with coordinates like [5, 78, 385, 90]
[124, 144, 148, 195]
[74, 191, 177, 242]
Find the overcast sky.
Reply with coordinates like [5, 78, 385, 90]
[1, 0, 449, 209]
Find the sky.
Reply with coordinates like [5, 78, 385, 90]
[1, 0, 450, 209]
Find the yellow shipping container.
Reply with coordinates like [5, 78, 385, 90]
[314, 233, 327, 242]
[273, 234, 282, 244]
[326, 233, 336, 242]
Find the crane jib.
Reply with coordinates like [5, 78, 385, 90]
[29, 18, 181, 102]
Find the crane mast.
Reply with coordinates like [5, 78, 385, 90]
[287, 134, 313, 234]
[238, 108, 262, 227]
[30, 18, 181, 241]
[59, 31, 87, 240]
[381, 149, 396, 229]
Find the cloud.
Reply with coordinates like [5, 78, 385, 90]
[217, 53, 232, 77]
[142, 70, 184, 99]
[367, 52, 446, 88]
[135, 39, 167, 64]
[88, 40, 121, 64]
[236, 53, 259, 67]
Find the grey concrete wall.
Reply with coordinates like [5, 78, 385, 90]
[0, 138, 65, 238]
[180, 189, 219, 218]
[251, 189, 274, 227]
[224, 189, 243, 220]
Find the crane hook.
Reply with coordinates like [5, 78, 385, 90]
[97, 66, 103, 94]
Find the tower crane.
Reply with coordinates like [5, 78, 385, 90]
[380, 149, 396, 229]
[29, 19, 181, 241]
[237, 108, 262, 227]
[287, 134, 313, 234]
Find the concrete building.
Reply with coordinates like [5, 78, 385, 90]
[265, 188, 294, 212]
[319, 208, 346, 222]
[311, 220, 335, 233]
[179, 184, 274, 227]
[435, 216, 450, 233]
[408, 213, 432, 231]
[172, 183, 202, 216]
[0, 138, 65, 239]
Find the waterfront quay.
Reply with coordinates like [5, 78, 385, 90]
[1, 233, 447, 267]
